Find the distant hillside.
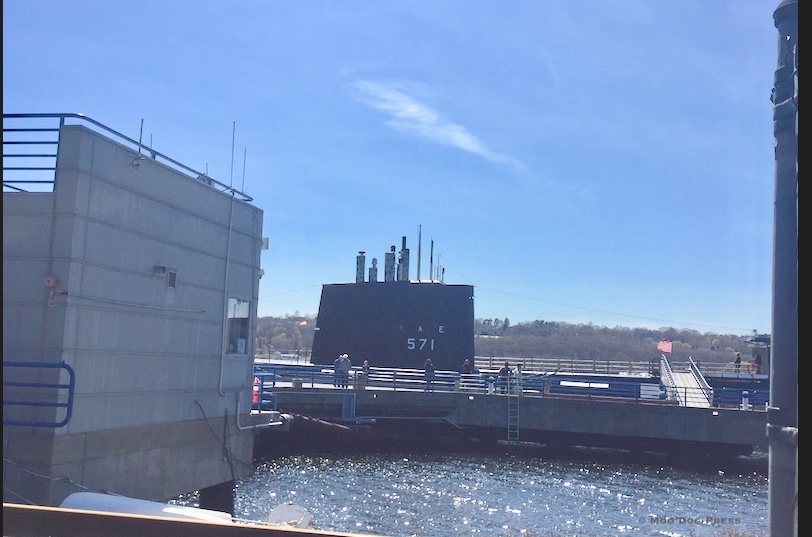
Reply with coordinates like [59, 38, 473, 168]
[256, 315, 762, 366]
[255, 314, 317, 359]
[472, 318, 756, 364]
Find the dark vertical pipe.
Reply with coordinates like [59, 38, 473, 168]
[385, 246, 396, 282]
[430, 239, 435, 282]
[417, 225, 422, 281]
[398, 236, 409, 282]
[356, 251, 366, 283]
[768, 2, 798, 536]
[368, 257, 378, 282]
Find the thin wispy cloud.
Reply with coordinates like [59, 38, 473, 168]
[354, 80, 524, 170]
[4, 1, 773, 334]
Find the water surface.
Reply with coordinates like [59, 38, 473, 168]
[226, 451, 767, 537]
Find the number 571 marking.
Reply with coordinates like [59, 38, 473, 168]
[407, 338, 434, 350]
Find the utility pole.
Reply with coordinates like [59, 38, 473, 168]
[768, 1, 798, 536]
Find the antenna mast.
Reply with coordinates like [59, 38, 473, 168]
[241, 148, 247, 192]
[429, 239, 434, 282]
[229, 121, 236, 188]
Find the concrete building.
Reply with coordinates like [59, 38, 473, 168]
[3, 114, 267, 510]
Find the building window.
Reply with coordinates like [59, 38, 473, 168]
[227, 298, 250, 354]
[167, 270, 177, 289]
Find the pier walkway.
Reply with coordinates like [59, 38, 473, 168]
[670, 370, 710, 407]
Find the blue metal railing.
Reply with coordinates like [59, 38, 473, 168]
[713, 387, 769, 409]
[3, 113, 252, 201]
[3, 361, 75, 427]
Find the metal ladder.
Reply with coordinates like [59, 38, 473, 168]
[507, 372, 520, 442]
[342, 393, 356, 419]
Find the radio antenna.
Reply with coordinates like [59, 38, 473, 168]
[229, 121, 236, 188]
[430, 239, 434, 282]
[241, 147, 247, 192]
[131, 118, 146, 168]
[137, 119, 144, 156]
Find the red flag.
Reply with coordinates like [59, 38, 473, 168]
[657, 340, 673, 353]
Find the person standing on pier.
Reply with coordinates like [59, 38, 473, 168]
[338, 353, 352, 388]
[460, 359, 472, 375]
[498, 362, 511, 394]
[333, 355, 343, 387]
[424, 359, 436, 391]
[734, 352, 742, 374]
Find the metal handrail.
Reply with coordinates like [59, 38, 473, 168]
[474, 355, 654, 376]
[3, 361, 75, 427]
[3, 113, 252, 201]
[677, 359, 767, 378]
[658, 354, 679, 403]
[688, 356, 714, 406]
[252, 364, 722, 405]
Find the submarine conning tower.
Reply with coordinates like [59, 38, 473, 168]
[312, 233, 475, 370]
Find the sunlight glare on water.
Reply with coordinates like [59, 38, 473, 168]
[227, 453, 768, 537]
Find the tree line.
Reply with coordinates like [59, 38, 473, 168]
[255, 315, 763, 365]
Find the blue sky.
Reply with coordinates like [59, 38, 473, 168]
[4, 1, 780, 335]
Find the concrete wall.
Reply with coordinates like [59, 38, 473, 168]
[270, 388, 768, 452]
[3, 124, 264, 506]
[449, 393, 768, 450]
